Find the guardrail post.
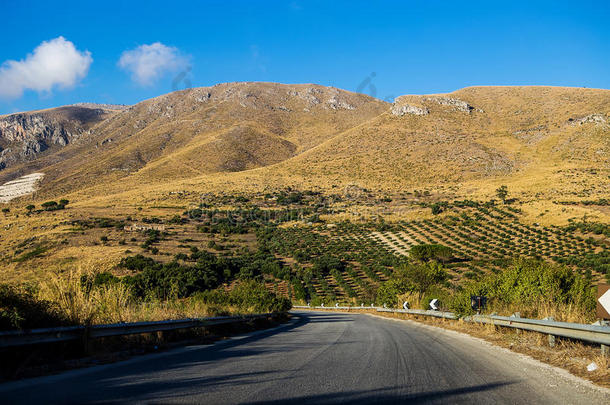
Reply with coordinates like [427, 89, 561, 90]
[543, 317, 556, 347]
[591, 320, 609, 355]
[511, 313, 521, 335]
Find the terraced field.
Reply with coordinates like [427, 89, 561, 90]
[262, 204, 607, 303]
[3, 191, 606, 305]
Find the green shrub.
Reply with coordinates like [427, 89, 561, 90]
[12, 244, 48, 263]
[121, 251, 240, 299]
[313, 255, 345, 276]
[195, 280, 291, 313]
[80, 272, 120, 290]
[41, 200, 69, 211]
[410, 244, 453, 263]
[376, 262, 448, 307]
[430, 202, 448, 215]
[119, 254, 157, 271]
[449, 259, 596, 317]
[175, 253, 188, 261]
[168, 215, 185, 224]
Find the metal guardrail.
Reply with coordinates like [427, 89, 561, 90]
[293, 305, 610, 349]
[466, 314, 610, 346]
[8, 306, 606, 349]
[377, 307, 458, 320]
[0, 313, 278, 348]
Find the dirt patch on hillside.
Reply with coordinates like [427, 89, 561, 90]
[0, 173, 44, 203]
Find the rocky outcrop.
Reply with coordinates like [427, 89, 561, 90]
[570, 113, 607, 126]
[287, 87, 322, 107]
[70, 103, 128, 111]
[391, 103, 429, 116]
[184, 83, 362, 111]
[326, 95, 355, 110]
[124, 83, 377, 134]
[0, 114, 69, 145]
[0, 106, 112, 171]
[423, 96, 483, 113]
[390, 94, 482, 117]
[137, 84, 364, 124]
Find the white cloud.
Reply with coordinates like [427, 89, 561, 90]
[118, 42, 189, 86]
[0, 37, 92, 99]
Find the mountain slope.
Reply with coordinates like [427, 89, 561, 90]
[0, 84, 608, 285]
[4, 82, 387, 197]
[0, 104, 124, 177]
[0, 84, 608, 210]
[261, 86, 609, 199]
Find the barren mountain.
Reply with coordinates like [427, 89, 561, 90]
[0, 83, 608, 207]
[0, 82, 387, 197]
[270, 86, 609, 196]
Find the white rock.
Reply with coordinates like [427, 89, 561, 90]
[0, 172, 44, 203]
[423, 96, 481, 113]
[577, 114, 607, 125]
[391, 103, 429, 116]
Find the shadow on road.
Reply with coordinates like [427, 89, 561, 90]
[1, 311, 523, 405]
[1, 311, 339, 403]
[245, 381, 517, 404]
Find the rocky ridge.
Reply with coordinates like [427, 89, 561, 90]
[0, 106, 116, 171]
[572, 113, 607, 126]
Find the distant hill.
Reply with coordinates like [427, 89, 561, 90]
[0, 83, 608, 213]
[0, 82, 388, 196]
[267, 86, 609, 197]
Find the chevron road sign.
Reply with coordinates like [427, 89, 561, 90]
[597, 284, 610, 320]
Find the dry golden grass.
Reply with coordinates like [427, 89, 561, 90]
[34, 264, 237, 326]
[397, 291, 425, 310]
[486, 300, 594, 324]
[2, 83, 386, 200]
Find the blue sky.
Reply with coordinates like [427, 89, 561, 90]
[0, 0, 609, 114]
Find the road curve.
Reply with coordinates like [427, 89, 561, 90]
[1, 311, 608, 404]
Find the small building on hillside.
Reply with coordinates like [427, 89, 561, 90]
[124, 223, 166, 232]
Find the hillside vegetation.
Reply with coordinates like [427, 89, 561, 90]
[0, 83, 607, 326]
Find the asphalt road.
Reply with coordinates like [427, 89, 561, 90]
[1, 311, 608, 404]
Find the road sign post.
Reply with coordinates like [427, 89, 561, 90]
[470, 296, 487, 313]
